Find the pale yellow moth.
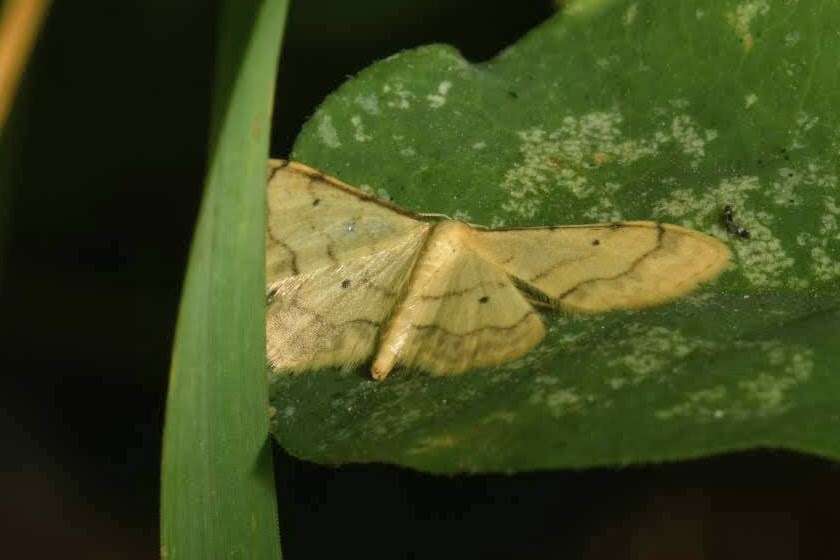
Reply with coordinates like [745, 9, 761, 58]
[265, 160, 731, 380]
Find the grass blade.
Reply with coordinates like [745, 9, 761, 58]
[0, 0, 50, 131]
[161, 1, 289, 558]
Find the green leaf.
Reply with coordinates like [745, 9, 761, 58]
[270, 0, 840, 473]
[161, 1, 288, 558]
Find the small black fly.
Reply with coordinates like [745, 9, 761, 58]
[722, 205, 750, 239]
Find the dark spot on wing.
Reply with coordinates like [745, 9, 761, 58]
[592, 239, 600, 246]
[478, 296, 489, 304]
[312, 198, 321, 207]
[341, 279, 351, 289]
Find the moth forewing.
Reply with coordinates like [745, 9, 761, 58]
[468, 221, 731, 313]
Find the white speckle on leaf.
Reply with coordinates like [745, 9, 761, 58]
[584, 182, 624, 222]
[772, 161, 836, 207]
[500, 104, 715, 219]
[671, 114, 714, 168]
[354, 93, 381, 115]
[400, 147, 416, 157]
[736, 217, 796, 287]
[696, 8, 706, 19]
[738, 345, 813, 416]
[781, 58, 802, 78]
[317, 113, 341, 148]
[472, 141, 487, 150]
[739, 375, 789, 412]
[384, 81, 414, 109]
[799, 195, 840, 282]
[596, 57, 611, 69]
[565, 0, 618, 17]
[407, 434, 458, 455]
[481, 410, 517, 424]
[605, 324, 715, 386]
[426, 80, 453, 109]
[656, 342, 814, 421]
[501, 112, 651, 218]
[810, 246, 840, 281]
[772, 167, 802, 206]
[542, 313, 605, 348]
[745, 93, 758, 108]
[784, 30, 801, 47]
[623, 3, 638, 25]
[608, 377, 626, 390]
[790, 111, 819, 150]
[820, 197, 840, 234]
[655, 386, 728, 420]
[350, 115, 372, 142]
[547, 389, 582, 410]
[529, 383, 588, 417]
[727, 0, 770, 52]
[765, 161, 838, 284]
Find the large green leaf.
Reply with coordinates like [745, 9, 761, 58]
[269, 0, 840, 473]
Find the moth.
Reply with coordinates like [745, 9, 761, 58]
[265, 160, 731, 380]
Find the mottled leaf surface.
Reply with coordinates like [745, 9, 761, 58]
[269, 0, 840, 473]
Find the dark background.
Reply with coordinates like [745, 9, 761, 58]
[1, 1, 838, 558]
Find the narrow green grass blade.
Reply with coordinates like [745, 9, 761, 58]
[161, 1, 288, 559]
